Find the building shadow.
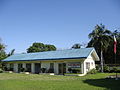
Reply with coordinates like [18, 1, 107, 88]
[83, 78, 120, 90]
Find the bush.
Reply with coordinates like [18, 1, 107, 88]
[113, 67, 118, 73]
[48, 68, 54, 73]
[117, 69, 120, 73]
[87, 68, 97, 74]
[96, 65, 100, 71]
[20, 68, 26, 72]
[41, 68, 46, 73]
[109, 67, 120, 73]
[68, 68, 72, 73]
[103, 65, 110, 72]
[0, 68, 3, 73]
[72, 68, 81, 73]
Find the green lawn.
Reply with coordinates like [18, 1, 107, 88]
[0, 73, 120, 90]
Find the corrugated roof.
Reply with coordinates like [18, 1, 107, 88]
[3, 48, 95, 62]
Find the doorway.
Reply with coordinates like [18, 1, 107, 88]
[26, 63, 31, 72]
[35, 63, 41, 74]
[58, 63, 66, 75]
[18, 63, 22, 72]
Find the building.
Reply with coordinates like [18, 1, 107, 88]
[2, 47, 99, 75]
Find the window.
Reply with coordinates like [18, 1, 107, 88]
[86, 62, 90, 70]
[91, 62, 93, 66]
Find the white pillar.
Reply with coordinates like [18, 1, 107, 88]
[84, 61, 86, 74]
[66, 63, 69, 73]
[81, 62, 84, 74]
[14, 63, 18, 73]
[31, 63, 35, 73]
[54, 62, 58, 74]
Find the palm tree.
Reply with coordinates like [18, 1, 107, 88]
[88, 24, 112, 72]
[8, 49, 15, 56]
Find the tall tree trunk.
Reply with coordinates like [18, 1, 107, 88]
[101, 50, 104, 72]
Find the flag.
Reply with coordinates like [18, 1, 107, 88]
[114, 36, 117, 54]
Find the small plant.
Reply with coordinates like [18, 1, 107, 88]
[48, 68, 54, 73]
[113, 67, 118, 73]
[0, 68, 3, 73]
[87, 68, 97, 74]
[41, 68, 46, 73]
[95, 65, 99, 71]
[68, 68, 72, 73]
[20, 68, 26, 72]
[103, 65, 110, 72]
[72, 68, 81, 73]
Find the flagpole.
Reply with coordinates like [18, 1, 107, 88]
[115, 52, 118, 80]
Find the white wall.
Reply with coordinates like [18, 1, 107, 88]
[54, 62, 58, 74]
[31, 63, 35, 73]
[83, 54, 96, 74]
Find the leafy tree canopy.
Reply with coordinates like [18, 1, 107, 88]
[0, 39, 7, 60]
[0, 38, 7, 68]
[71, 43, 81, 49]
[87, 24, 120, 64]
[27, 42, 56, 53]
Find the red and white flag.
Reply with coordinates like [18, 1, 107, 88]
[114, 36, 117, 54]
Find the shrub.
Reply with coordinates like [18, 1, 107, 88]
[109, 67, 120, 73]
[117, 69, 120, 73]
[41, 68, 46, 73]
[20, 68, 26, 72]
[72, 68, 81, 73]
[48, 68, 54, 73]
[96, 65, 100, 71]
[0, 68, 3, 73]
[68, 68, 72, 73]
[103, 65, 110, 72]
[87, 68, 97, 74]
[113, 67, 118, 73]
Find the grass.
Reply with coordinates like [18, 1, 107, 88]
[0, 73, 120, 90]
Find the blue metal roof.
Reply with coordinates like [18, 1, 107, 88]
[3, 48, 95, 62]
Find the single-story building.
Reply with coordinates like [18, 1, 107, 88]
[2, 47, 99, 75]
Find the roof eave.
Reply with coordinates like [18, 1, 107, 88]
[2, 57, 87, 62]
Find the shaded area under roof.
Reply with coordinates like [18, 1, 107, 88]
[3, 48, 95, 62]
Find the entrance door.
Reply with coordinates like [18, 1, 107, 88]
[35, 63, 41, 74]
[26, 63, 31, 72]
[18, 63, 22, 73]
[58, 63, 66, 75]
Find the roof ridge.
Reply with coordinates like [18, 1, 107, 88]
[14, 47, 94, 55]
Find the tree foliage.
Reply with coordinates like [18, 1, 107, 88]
[103, 30, 120, 64]
[0, 39, 7, 68]
[87, 24, 120, 64]
[8, 49, 15, 56]
[71, 43, 81, 49]
[87, 24, 112, 72]
[27, 42, 56, 53]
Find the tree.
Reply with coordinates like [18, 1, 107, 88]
[8, 49, 15, 56]
[71, 44, 81, 49]
[104, 30, 120, 64]
[87, 24, 112, 72]
[27, 42, 56, 53]
[0, 38, 7, 68]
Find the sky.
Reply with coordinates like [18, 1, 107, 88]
[0, 0, 120, 53]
